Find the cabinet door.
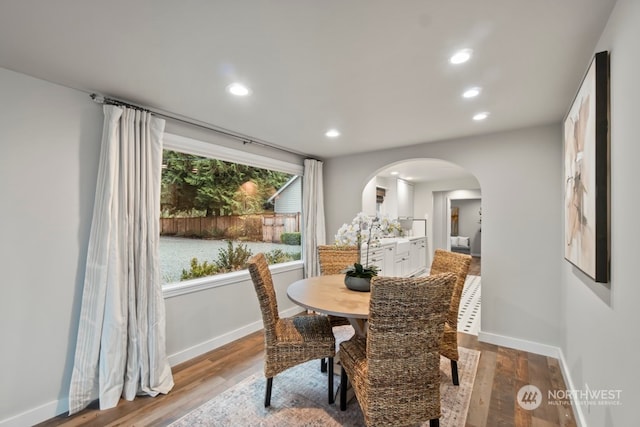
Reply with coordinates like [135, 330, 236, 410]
[409, 240, 421, 273]
[382, 245, 395, 276]
[418, 238, 427, 270]
[367, 248, 385, 275]
[395, 253, 410, 277]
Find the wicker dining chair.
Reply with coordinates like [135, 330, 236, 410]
[339, 273, 457, 427]
[429, 248, 472, 385]
[247, 253, 336, 407]
[316, 245, 359, 372]
[317, 245, 360, 275]
[317, 245, 359, 328]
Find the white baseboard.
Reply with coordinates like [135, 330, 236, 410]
[167, 305, 301, 366]
[478, 331, 561, 358]
[167, 320, 261, 367]
[0, 398, 68, 427]
[0, 306, 301, 427]
[555, 347, 587, 427]
[478, 331, 586, 427]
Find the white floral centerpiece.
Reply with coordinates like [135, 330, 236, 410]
[334, 212, 403, 279]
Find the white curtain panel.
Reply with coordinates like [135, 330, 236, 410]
[68, 105, 174, 415]
[302, 159, 326, 278]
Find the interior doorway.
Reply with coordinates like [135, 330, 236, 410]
[450, 198, 481, 257]
[432, 189, 481, 256]
[360, 159, 483, 335]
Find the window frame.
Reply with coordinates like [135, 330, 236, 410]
[161, 132, 304, 298]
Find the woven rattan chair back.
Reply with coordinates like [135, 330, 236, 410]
[429, 249, 471, 386]
[316, 245, 358, 327]
[317, 245, 359, 275]
[339, 273, 456, 426]
[367, 273, 456, 379]
[247, 253, 280, 346]
[429, 249, 472, 331]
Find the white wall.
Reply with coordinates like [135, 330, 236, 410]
[0, 67, 102, 425]
[561, 1, 640, 425]
[0, 68, 304, 426]
[383, 177, 398, 218]
[361, 175, 378, 216]
[163, 265, 302, 364]
[324, 124, 563, 350]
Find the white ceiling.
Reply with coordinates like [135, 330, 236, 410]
[375, 159, 476, 184]
[0, 1, 615, 177]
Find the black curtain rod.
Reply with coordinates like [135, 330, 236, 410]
[89, 93, 306, 157]
[91, 94, 149, 112]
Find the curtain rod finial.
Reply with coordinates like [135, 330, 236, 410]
[90, 93, 105, 104]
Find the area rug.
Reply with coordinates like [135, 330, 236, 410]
[170, 342, 480, 427]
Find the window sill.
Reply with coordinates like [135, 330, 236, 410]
[162, 260, 304, 299]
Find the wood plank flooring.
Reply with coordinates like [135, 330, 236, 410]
[38, 256, 577, 426]
[38, 334, 576, 427]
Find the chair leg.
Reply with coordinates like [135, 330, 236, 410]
[321, 358, 327, 373]
[265, 377, 273, 407]
[451, 359, 459, 386]
[340, 367, 348, 411]
[328, 357, 334, 404]
[430, 418, 440, 427]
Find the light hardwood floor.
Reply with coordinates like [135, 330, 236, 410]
[38, 337, 576, 426]
[38, 256, 577, 426]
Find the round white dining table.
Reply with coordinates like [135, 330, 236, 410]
[287, 274, 370, 336]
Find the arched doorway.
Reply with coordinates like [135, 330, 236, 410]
[361, 158, 482, 335]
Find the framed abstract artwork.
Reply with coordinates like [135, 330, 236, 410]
[451, 207, 459, 236]
[563, 51, 610, 283]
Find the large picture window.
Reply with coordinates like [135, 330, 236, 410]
[159, 134, 303, 286]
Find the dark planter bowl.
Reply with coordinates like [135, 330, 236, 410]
[344, 276, 371, 292]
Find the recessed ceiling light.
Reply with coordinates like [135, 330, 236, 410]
[325, 129, 340, 138]
[450, 49, 472, 65]
[463, 87, 481, 98]
[473, 112, 489, 121]
[390, 171, 399, 175]
[227, 83, 251, 96]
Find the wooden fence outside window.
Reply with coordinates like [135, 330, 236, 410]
[160, 213, 300, 243]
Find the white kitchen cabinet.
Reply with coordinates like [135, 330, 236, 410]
[409, 237, 428, 275]
[381, 244, 395, 276]
[362, 238, 426, 277]
[397, 179, 414, 218]
[395, 245, 410, 277]
[363, 246, 384, 275]
[361, 243, 396, 276]
[418, 238, 427, 270]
